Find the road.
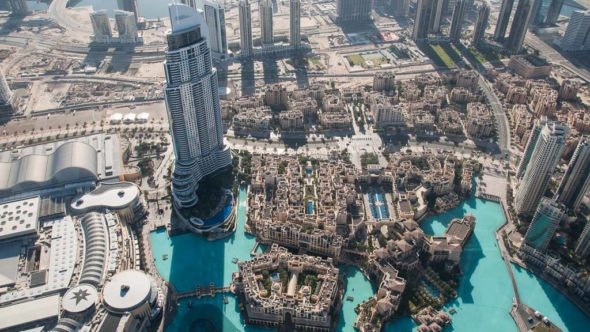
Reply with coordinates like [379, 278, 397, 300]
[48, 0, 92, 34]
[478, 75, 511, 154]
[525, 34, 590, 83]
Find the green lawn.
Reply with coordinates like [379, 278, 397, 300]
[430, 44, 456, 68]
[346, 54, 366, 67]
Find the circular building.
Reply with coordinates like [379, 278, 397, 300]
[62, 284, 98, 314]
[102, 270, 161, 320]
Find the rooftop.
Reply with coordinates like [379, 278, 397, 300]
[0, 196, 40, 240]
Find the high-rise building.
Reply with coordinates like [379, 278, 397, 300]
[259, 0, 274, 45]
[239, 0, 253, 56]
[429, 0, 445, 33]
[546, 0, 564, 25]
[180, 0, 200, 9]
[556, 137, 590, 210]
[336, 0, 372, 22]
[114, 10, 138, 43]
[204, 0, 228, 57]
[515, 121, 568, 215]
[390, 0, 410, 17]
[516, 117, 548, 179]
[494, 0, 514, 41]
[472, 1, 490, 46]
[575, 219, 590, 258]
[560, 10, 590, 52]
[524, 198, 565, 251]
[413, 0, 434, 41]
[531, 0, 564, 26]
[164, 4, 231, 209]
[449, 0, 467, 44]
[290, 0, 301, 48]
[90, 10, 113, 43]
[0, 71, 14, 115]
[8, 0, 29, 16]
[505, 0, 534, 53]
[118, 0, 138, 22]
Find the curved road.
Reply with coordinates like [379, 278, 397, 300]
[48, 0, 92, 34]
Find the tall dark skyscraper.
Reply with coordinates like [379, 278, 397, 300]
[472, 1, 490, 46]
[545, 0, 565, 25]
[118, 0, 138, 21]
[556, 137, 590, 210]
[532, 0, 565, 26]
[239, 0, 253, 56]
[290, 0, 301, 48]
[429, 0, 445, 33]
[505, 0, 534, 53]
[494, 0, 514, 41]
[449, 0, 467, 44]
[164, 3, 231, 210]
[336, 0, 372, 22]
[390, 0, 410, 17]
[413, 0, 434, 41]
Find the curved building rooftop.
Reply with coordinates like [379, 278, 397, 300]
[102, 270, 152, 313]
[79, 213, 107, 286]
[62, 284, 98, 314]
[71, 182, 140, 213]
[0, 134, 122, 198]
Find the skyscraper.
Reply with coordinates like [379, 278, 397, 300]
[204, 0, 228, 56]
[413, 0, 434, 41]
[575, 219, 590, 258]
[515, 121, 568, 215]
[472, 1, 490, 46]
[90, 10, 113, 43]
[8, 0, 29, 16]
[517, 116, 548, 179]
[429, 0, 445, 33]
[239, 0, 253, 56]
[0, 71, 14, 115]
[114, 10, 138, 43]
[118, 0, 138, 22]
[560, 10, 590, 52]
[336, 0, 372, 22]
[546, 0, 564, 25]
[259, 0, 274, 45]
[180, 0, 199, 9]
[164, 3, 231, 209]
[556, 137, 590, 210]
[505, 0, 534, 53]
[290, 0, 301, 48]
[390, 0, 410, 17]
[524, 198, 565, 251]
[449, 0, 467, 44]
[531, 0, 564, 26]
[494, 0, 514, 41]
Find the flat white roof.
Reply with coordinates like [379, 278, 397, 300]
[71, 182, 140, 212]
[0, 294, 60, 330]
[0, 216, 76, 304]
[103, 270, 151, 312]
[0, 197, 40, 241]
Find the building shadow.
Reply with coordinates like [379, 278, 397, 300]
[240, 59, 255, 96]
[262, 58, 279, 85]
[82, 45, 109, 69]
[0, 15, 24, 36]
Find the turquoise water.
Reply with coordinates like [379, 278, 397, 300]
[386, 196, 590, 332]
[70, 0, 171, 18]
[513, 264, 590, 332]
[150, 186, 375, 331]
